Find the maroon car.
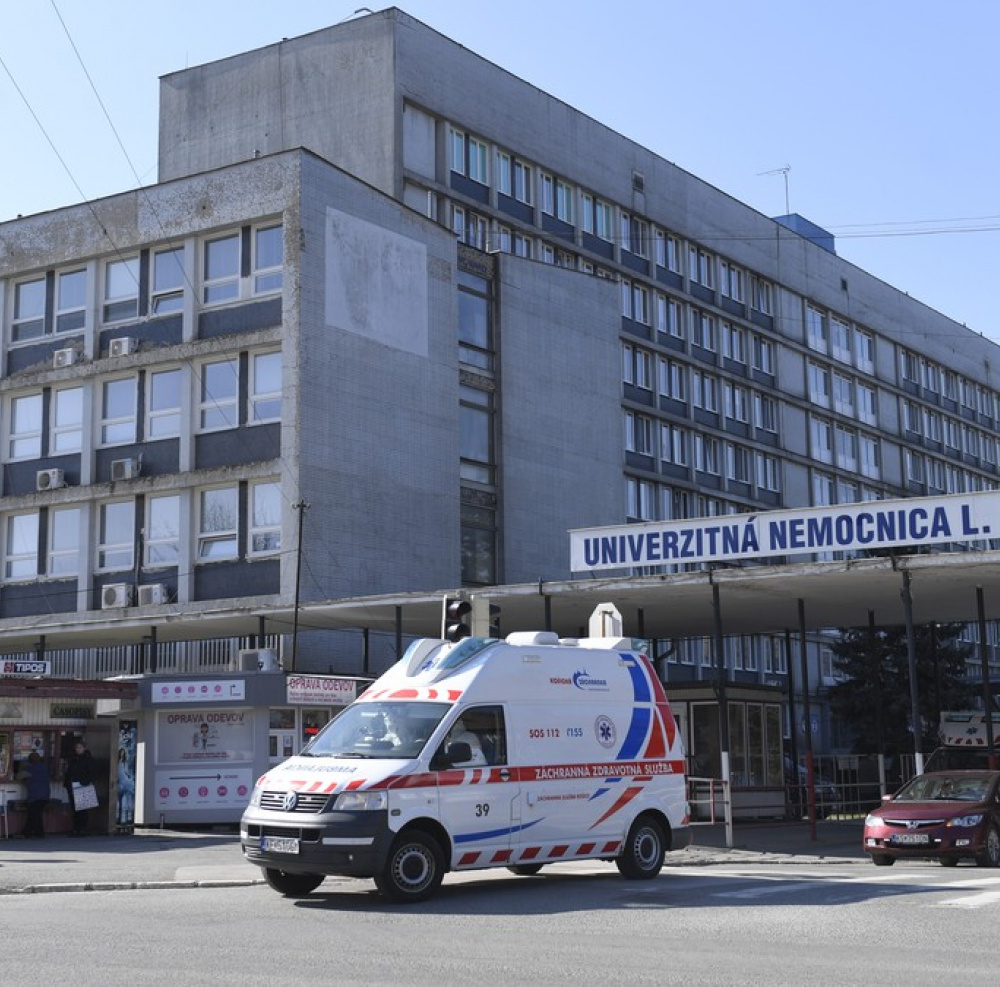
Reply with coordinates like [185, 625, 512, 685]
[864, 770, 1000, 867]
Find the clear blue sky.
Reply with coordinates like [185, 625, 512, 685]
[3, 1, 999, 341]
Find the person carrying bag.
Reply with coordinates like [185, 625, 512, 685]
[64, 741, 96, 836]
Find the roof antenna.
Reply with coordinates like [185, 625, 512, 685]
[759, 165, 791, 215]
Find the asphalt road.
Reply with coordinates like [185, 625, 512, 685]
[2, 858, 998, 986]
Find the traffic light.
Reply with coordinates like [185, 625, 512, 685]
[472, 598, 501, 638]
[444, 598, 472, 642]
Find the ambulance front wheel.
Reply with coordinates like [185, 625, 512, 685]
[374, 829, 445, 903]
[263, 868, 324, 896]
[616, 815, 665, 880]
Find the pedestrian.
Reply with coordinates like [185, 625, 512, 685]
[64, 740, 95, 836]
[17, 751, 49, 839]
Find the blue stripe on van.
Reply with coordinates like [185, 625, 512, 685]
[618, 706, 650, 759]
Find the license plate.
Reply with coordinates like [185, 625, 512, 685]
[261, 836, 300, 854]
[889, 833, 929, 845]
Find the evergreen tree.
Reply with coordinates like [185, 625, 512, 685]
[827, 623, 975, 755]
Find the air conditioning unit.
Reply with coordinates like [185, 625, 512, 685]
[53, 348, 77, 369]
[110, 457, 138, 482]
[138, 583, 168, 606]
[35, 468, 65, 491]
[238, 648, 279, 672]
[101, 583, 133, 609]
[109, 337, 137, 358]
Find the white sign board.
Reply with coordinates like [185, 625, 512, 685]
[0, 659, 51, 677]
[570, 490, 1000, 572]
[286, 675, 357, 705]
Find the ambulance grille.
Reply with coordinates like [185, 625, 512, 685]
[259, 791, 331, 813]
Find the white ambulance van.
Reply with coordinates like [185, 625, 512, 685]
[241, 627, 690, 902]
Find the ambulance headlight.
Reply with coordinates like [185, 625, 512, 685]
[248, 785, 263, 807]
[333, 791, 388, 811]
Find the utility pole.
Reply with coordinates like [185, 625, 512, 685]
[291, 501, 310, 672]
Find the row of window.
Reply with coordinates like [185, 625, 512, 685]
[4, 351, 280, 461]
[666, 634, 790, 675]
[899, 347, 1000, 418]
[6, 224, 282, 345]
[808, 416, 881, 479]
[4, 479, 280, 581]
[901, 399, 1000, 463]
[903, 451, 999, 494]
[448, 128, 775, 311]
[805, 304, 876, 374]
[807, 361, 879, 424]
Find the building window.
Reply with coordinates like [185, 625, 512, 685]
[254, 226, 283, 294]
[8, 393, 43, 460]
[724, 382, 749, 423]
[200, 358, 239, 431]
[654, 229, 681, 272]
[900, 350, 920, 384]
[832, 372, 854, 415]
[727, 444, 752, 483]
[661, 423, 688, 466]
[694, 434, 720, 474]
[720, 261, 744, 302]
[752, 336, 775, 375]
[103, 257, 139, 324]
[723, 323, 746, 363]
[250, 481, 281, 556]
[460, 385, 493, 484]
[756, 453, 780, 492]
[860, 434, 880, 479]
[12, 278, 45, 341]
[696, 312, 717, 351]
[98, 500, 135, 571]
[49, 506, 81, 576]
[251, 351, 282, 422]
[198, 486, 239, 560]
[101, 377, 137, 445]
[151, 247, 185, 315]
[855, 329, 875, 373]
[513, 160, 532, 204]
[147, 368, 182, 439]
[625, 412, 654, 455]
[692, 370, 719, 412]
[905, 449, 924, 483]
[810, 416, 833, 462]
[808, 362, 830, 407]
[203, 234, 240, 305]
[750, 277, 773, 315]
[55, 269, 86, 333]
[146, 494, 180, 567]
[496, 152, 511, 195]
[858, 383, 877, 424]
[555, 180, 574, 223]
[627, 477, 655, 520]
[830, 317, 851, 363]
[51, 386, 83, 454]
[657, 357, 685, 401]
[835, 424, 858, 472]
[4, 513, 38, 580]
[812, 471, 835, 506]
[806, 305, 827, 352]
[688, 247, 714, 288]
[540, 173, 554, 214]
[754, 393, 778, 434]
[624, 344, 653, 390]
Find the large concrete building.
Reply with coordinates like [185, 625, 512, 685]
[2, 9, 999, 753]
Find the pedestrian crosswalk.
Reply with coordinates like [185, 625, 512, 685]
[694, 866, 1000, 909]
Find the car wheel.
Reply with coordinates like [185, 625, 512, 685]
[870, 853, 895, 867]
[615, 815, 665, 880]
[975, 825, 1000, 868]
[507, 864, 544, 876]
[374, 830, 445, 903]
[940, 856, 959, 868]
[263, 868, 324, 896]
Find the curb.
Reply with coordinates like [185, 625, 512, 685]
[0, 878, 265, 895]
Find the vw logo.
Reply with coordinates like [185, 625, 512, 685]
[281, 791, 298, 812]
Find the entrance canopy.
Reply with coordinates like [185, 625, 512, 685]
[3, 549, 1000, 655]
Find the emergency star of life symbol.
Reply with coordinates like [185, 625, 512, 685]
[595, 715, 616, 748]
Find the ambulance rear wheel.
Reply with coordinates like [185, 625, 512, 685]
[374, 830, 445, 903]
[616, 815, 665, 880]
[507, 864, 544, 876]
[263, 869, 324, 896]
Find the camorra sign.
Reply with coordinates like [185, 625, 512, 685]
[570, 490, 1000, 573]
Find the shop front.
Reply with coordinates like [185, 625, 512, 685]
[0, 667, 138, 838]
[128, 669, 366, 828]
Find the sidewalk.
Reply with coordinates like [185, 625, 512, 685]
[0, 819, 866, 895]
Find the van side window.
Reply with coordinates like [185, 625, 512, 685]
[437, 705, 506, 767]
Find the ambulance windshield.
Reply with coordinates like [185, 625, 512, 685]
[302, 701, 451, 759]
